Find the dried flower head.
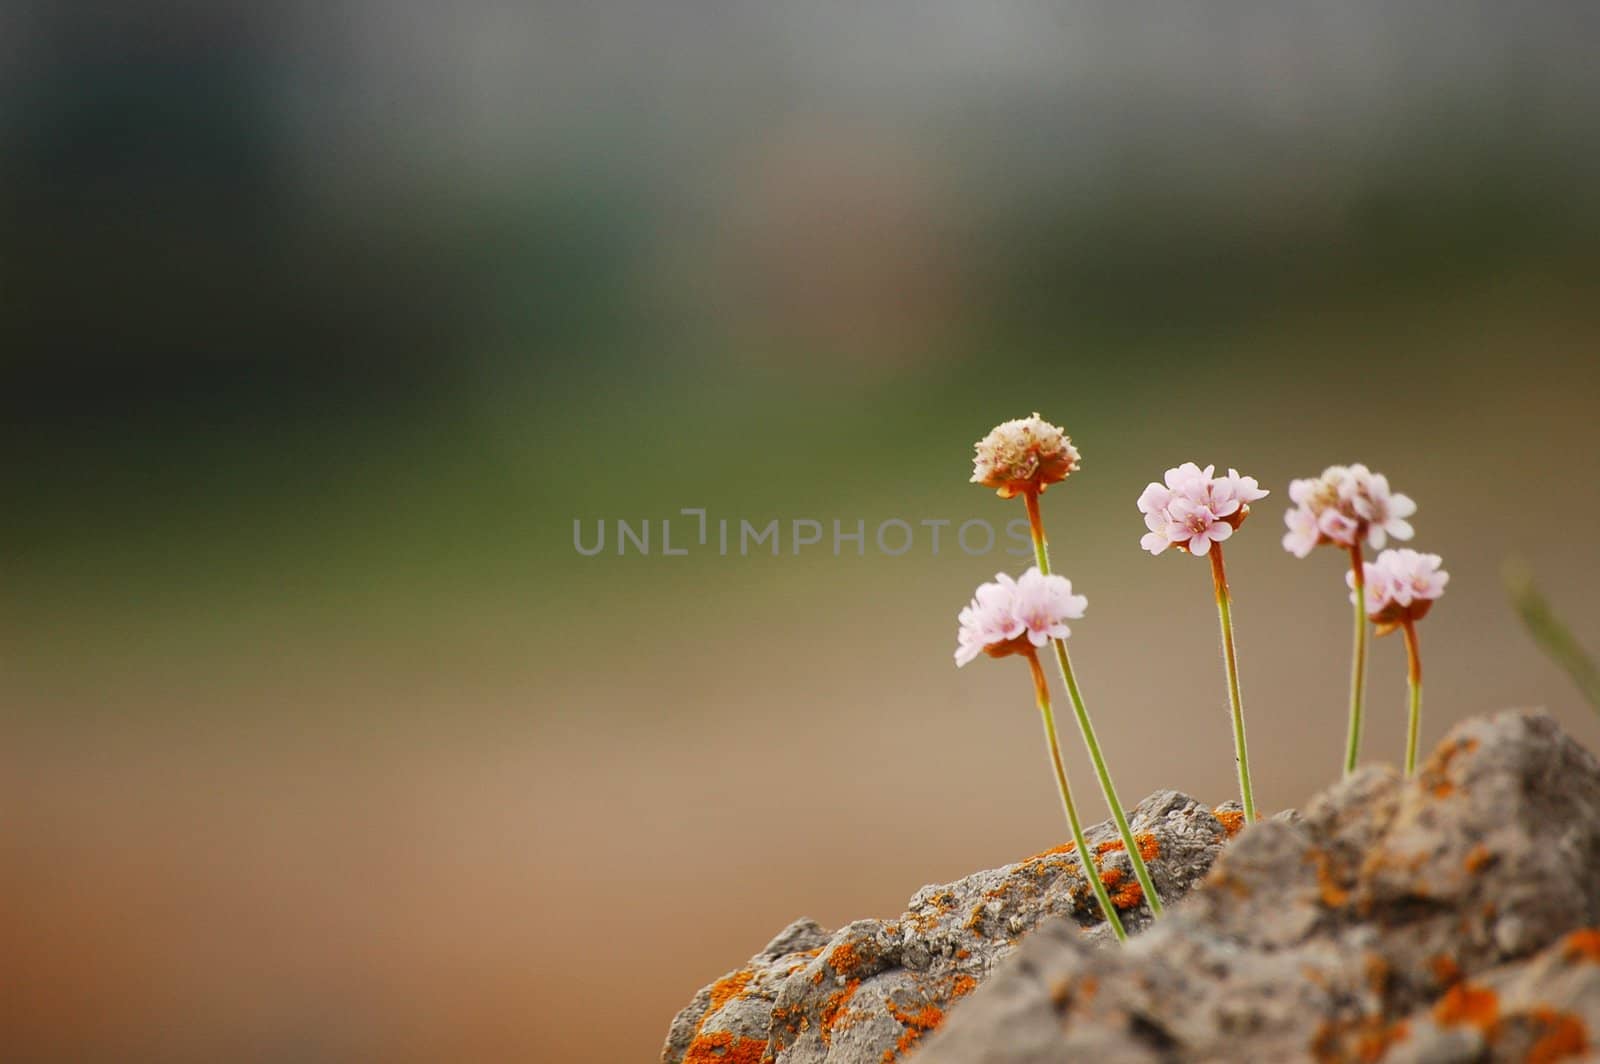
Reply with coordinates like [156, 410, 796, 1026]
[970, 414, 1082, 498]
[954, 567, 1087, 666]
[1348, 548, 1449, 634]
[1137, 463, 1270, 556]
[1283, 464, 1416, 557]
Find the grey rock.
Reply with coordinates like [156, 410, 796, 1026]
[664, 711, 1600, 1064]
[662, 790, 1238, 1064]
[918, 709, 1600, 1064]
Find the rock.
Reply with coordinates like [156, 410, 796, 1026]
[663, 710, 1600, 1063]
[661, 790, 1238, 1064]
[917, 709, 1600, 1064]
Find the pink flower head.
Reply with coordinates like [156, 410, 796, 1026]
[954, 567, 1087, 666]
[1339, 464, 1417, 549]
[1283, 464, 1416, 557]
[1136, 463, 1269, 557]
[1346, 548, 1448, 634]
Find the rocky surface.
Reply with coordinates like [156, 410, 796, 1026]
[662, 790, 1242, 1064]
[919, 709, 1600, 1063]
[663, 710, 1600, 1063]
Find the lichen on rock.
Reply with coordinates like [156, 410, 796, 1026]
[664, 711, 1600, 1063]
[662, 790, 1234, 1064]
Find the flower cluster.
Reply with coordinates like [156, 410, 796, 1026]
[954, 567, 1087, 666]
[1350, 549, 1449, 633]
[1137, 463, 1270, 556]
[1282, 464, 1416, 557]
[970, 413, 1081, 499]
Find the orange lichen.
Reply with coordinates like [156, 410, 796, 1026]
[1098, 866, 1143, 908]
[684, 1032, 768, 1064]
[950, 974, 978, 999]
[1311, 1017, 1408, 1064]
[1464, 843, 1494, 874]
[883, 997, 949, 1060]
[819, 979, 861, 1044]
[1430, 954, 1461, 986]
[965, 904, 986, 935]
[1432, 982, 1499, 1030]
[1419, 737, 1478, 798]
[1355, 1019, 1409, 1063]
[1561, 928, 1600, 964]
[1526, 1008, 1588, 1063]
[955, 948, 971, 960]
[1090, 834, 1159, 861]
[1022, 841, 1077, 862]
[707, 970, 754, 1016]
[1214, 809, 1246, 838]
[828, 942, 863, 976]
[1306, 850, 1350, 908]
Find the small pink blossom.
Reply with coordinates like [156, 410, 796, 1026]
[954, 567, 1086, 666]
[1282, 505, 1322, 558]
[1346, 549, 1448, 632]
[1136, 463, 1269, 557]
[1283, 464, 1416, 556]
[1340, 464, 1416, 548]
[1012, 567, 1088, 646]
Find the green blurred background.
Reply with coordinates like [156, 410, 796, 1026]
[4, 3, 1599, 1061]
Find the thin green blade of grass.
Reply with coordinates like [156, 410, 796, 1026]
[1504, 558, 1600, 712]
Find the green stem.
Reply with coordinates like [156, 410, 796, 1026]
[1026, 650, 1127, 942]
[1402, 617, 1423, 776]
[1023, 491, 1165, 919]
[1209, 544, 1257, 824]
[1344, 544, 1368, 777]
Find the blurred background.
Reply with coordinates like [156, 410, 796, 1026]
[4, 2, 1599, 1060]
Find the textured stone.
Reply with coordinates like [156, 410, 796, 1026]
[662, 791, 1236, 1064]
[664, 710, 1600, 1064]
[919, 709, 1600, 1063]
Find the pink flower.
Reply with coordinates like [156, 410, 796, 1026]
[1165, 496, 1232, 555]
[954, 567, 1086, 666]
[1346, 549, 1448, 633]
[1136, 463, 1269, 556]
[1339, 464, 1416, 549]
[1282, 505, 1322, 558]
[1012, 567, 1088, 646]
[1283, 464, 1416, 556]
[954, 573, 1022, 666]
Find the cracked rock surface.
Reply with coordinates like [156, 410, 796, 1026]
[918, 709, 1600, 1064]
[664, 711, 1600, 1063]
[662, 790, 1239, 1064]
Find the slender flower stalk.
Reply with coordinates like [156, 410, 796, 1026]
[1024, 489, 1164, 918]
[1350, 548, 1447, 777]
[1137, 462, 1269, 824]
[1283, 465, 1417, 776]
[1024, 647, 1127, 941]
[1401, 618, 1423, 776]
[1209, 545, 1256, 822]
[1345, 544, 1368, 777]
[954, 567, 1127, 938]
